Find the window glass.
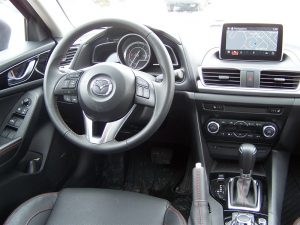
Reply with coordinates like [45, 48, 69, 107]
[0, 0, 25, 51]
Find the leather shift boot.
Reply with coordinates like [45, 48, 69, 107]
[229, 177, 258, 208]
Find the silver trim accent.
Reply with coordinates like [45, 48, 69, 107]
[258, 218, 267, 225]
[117, 33, 151, 70]
[83, 105, 136, 144]
[262, 125, 276, 138]
[207, 121, 220, 134]
[153, 45, 179, 66]
[236, 214, 252, 225]
[197, 48, 300, 96]
[227, 178, 262, 212]
[8, 60, 36, 86]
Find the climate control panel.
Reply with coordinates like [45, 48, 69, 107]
[205, 119, 278, 141]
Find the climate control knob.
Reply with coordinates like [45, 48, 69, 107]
[207, 121, 220, 134]
[263, 125, 276, 138]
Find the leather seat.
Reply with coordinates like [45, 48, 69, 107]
[294, 218, 300, 225]
[4, 188, 187, 225]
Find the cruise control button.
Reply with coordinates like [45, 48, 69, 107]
[62, 80, 70, 89]
[136, 77, 149, 88]
[136, 86, 143, 97]
[143, 88, 150, 99]
[68, 80, 77, 89]
[71, 96, 78, 103]
[63, 95, 71, 102]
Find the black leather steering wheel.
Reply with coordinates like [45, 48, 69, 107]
[44, 18, 175, 153]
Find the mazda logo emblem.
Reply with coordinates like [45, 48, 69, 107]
[91, 78, 113, 96]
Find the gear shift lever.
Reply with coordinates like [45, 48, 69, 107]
[227, 143, 261, 211]
[239, 143, 257, 176]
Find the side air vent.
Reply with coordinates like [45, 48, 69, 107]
[260, 71, 300, 90]
[202, 68, 241, 87]
[60, 44, 80, 67]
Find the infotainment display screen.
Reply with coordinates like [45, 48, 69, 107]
[220, 23, 283, 61]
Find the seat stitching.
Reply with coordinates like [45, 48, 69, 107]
[168, 206, 186, 225]
[25, 208, 52, 225]
[3, 193, 58, 225]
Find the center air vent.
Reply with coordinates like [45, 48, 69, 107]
[260, 71, 300, 90]
[202, 68, 241, 87]
[60, 44, 80, 68]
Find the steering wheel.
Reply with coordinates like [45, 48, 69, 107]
[44, 19, 175, 153]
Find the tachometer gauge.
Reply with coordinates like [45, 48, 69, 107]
[117, 34, 151, 70]
[123, 41, 151, 70]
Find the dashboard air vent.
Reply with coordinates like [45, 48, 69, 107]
[202, 68, 241, 87]
[60, 44, 80, 67]
[260, 71, 300, 90]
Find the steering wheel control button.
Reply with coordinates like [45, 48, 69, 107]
[71, 96, 78, 103]
[136, 85, 143, 97]
[91, 78, 113, 97]
[136, 77, 149, 88]
[62, 80, 70, 89]
[136, 77, 151, 99]
[63, 95, 71, 102]
[67, 71, 82, 79]
[68, 80, 77, 89]
[143, 88, 150, 99]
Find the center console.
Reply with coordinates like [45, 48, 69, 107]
[188, 22, 296, 225]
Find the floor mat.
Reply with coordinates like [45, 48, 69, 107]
[282, 156, 300, 225]
[95, 144, 193, 219]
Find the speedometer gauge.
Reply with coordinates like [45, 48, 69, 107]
[124, 42, 151, 70]
[117, 34, 151, 70]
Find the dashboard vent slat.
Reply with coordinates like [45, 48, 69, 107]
[260, 71, 300, 90]
[202, 68, 241, 87]
[60, 44, 80, 67]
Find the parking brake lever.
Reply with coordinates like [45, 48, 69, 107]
[189, 163, 211, 225]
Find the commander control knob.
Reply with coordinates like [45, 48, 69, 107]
[207, 121, 220, 134]
[262, 125, 276, 138]
[235, 214, 253, 225]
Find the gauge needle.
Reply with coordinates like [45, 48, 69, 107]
[130, 50, 140, 67]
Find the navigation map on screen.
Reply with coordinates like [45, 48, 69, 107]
[220, 24, 283, 61]
[226, 27, 278, 52]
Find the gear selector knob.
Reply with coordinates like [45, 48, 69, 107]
[239, 143, 257, 175]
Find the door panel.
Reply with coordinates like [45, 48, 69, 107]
[0, 40, 55, 92]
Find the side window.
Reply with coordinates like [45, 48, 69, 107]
[0, 0, 25, 51]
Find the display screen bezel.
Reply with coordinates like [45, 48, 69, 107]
[220, 23, 283, 61]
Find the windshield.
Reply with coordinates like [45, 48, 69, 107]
[57, 0, 300, 27]
[56, 0, 300, 41]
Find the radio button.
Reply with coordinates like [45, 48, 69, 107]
[235, 121, 248, 126]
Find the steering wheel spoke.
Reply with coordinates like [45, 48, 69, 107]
[83, 105, 136, 144]
[134, 70, 157, 107]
